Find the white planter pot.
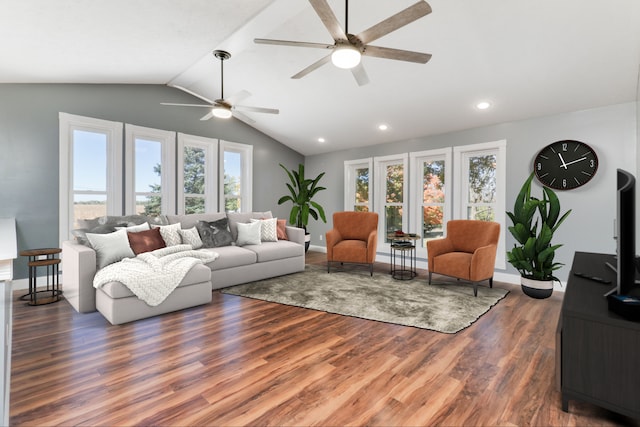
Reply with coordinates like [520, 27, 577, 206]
[521, 276, 554, 299]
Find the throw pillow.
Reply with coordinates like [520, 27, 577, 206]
[236, 221, 262, 246]
[250, 218, 278, 242]
[115, 222, 150, 233]
[128, 227, 167, 255]
[152, 223, 182, 246]
[276, 219, 289, 240]
[178, 226, 203, 249]
[196, 218, 234, 248]
[86, 229, 135, 269]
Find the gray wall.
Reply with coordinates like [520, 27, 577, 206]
[0, 84, 303, 280]
[304, 102, 638, 282]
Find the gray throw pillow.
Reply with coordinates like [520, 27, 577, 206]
[196, 218, 234, 248]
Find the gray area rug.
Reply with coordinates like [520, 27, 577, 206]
[222, 265, 509, 334]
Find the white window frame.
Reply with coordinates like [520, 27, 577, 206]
[409, 148, 452, 259]
[374, 153, 408, 250]
[177, 133, 218, 214]
[453, 140, 507, 269]
[59, 113, 123, 243]
[124, 124, 176, 215]
[220, 140, 253, 213]
[344, 158, 373, 211]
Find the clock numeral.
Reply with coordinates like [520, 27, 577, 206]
[562, 179, 567, 188]
[562, 143, 568, 151]
[537, 162, 542, 171]
[590, 159, 595, 168]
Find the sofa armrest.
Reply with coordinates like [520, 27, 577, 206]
[62, 240, 97, 313]
[286, 226, 305, 246]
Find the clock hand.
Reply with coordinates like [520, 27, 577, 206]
[558, 153, 568, 169]
[563, 157, 587, 167]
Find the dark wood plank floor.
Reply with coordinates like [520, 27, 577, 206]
[9, 251, 640, 426]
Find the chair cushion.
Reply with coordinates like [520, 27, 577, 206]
[332, 240, 368, 263]
[432, 252, 472, 280]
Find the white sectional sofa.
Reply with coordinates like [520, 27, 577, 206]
[62, 211, 305, 325]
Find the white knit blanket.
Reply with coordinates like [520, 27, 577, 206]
[93, 244, 219, 307]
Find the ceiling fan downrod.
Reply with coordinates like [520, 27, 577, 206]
[213, 49, 231, 99]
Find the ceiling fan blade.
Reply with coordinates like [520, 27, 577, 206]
[160, 102, 213, 108]
[357, 1, 432, 45]
[168, 84, 217, 105]
[227, 90, 252, 105]
[351, 63, 370, 86]
[232, 110, 256, 124]
[309, 0, 347, 41]
[234, 105, 279, 114]
[291, 54, 332, 79]
[363, 45, 432, 63]
[254, 38, 334, 50]
[200, 111, 214, 121]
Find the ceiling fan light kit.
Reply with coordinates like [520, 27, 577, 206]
[331, 44, 361, 69]
[211, 106, 232, 119]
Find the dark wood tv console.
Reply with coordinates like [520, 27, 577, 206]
[557, 252, 640, 419]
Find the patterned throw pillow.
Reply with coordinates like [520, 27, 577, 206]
[250, 218, 278, 242]
[178, 227, 203, 249]
[128, 227, 167, 255]
[153, 223, 182, 246]
[196, 218, 234, 248]
[276, 219, 289, 240]
[236, 221, 262, 246]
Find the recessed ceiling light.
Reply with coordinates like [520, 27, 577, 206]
[317, 137, 326, 143]
[476, 101, 491, 110]
[378, 124, 389, 131]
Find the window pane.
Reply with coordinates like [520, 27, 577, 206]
[467, 206, 495, 221]
[354, 205, 369, 212]
[224, 151, 241, 212]
[183, 146, 205, 195]
[73, 130, 106, 192]
[385, 206, 403, 241]
[135, 139, 162, 193]
[423, 206, 444, 240]
[185, 196, 205, 214]
[423, 160, 445, 203]
[355, 167, 369, 203]
[137, 194, 160, 216]
[73, 195, 106, 228]
[467, 154, 496, 204]
[386, 164, 403, 203]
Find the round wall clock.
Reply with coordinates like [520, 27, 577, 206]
[533, 140, 598, 190]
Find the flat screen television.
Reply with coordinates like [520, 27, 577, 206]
[607, 169, 639, 297]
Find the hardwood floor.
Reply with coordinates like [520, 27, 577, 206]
[9, 251, 639, 426]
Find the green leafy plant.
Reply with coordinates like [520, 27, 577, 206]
[506, 172, 571, 281]
[278, 163, 327, 230]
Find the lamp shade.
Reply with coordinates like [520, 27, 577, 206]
[331, 45, 361, 69]
[212, 106, 232, 119]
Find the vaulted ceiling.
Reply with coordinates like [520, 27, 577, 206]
[2, 0, 639, 155]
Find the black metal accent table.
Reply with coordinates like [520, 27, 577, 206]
[388, 234, 419, 280]
[19, 248, 62, 306]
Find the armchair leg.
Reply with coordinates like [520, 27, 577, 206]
[327, 261, 331, 273]
[489, 277, 493, 288]
[428, 272, 432, 285]
[473, 282, 478, 297]
[370, 263, 373, 276]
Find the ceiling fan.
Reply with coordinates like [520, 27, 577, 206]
[254, 0, 432, 86]
[161, 50, 279, 123]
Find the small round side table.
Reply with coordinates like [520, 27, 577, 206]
[388, 233, 419, 280]
[19, 248, 63, 306]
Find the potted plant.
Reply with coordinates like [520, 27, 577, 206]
[278, 163, 327, 251]
[506, 172, 571, 298]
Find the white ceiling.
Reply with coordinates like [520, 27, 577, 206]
[2, 0, 639, 156]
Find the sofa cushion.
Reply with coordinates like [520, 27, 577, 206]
[166, 213, 226, 230]
[247, 240, 304, 263]
[196, 218, 234, 248]
[203, 246, 257, 271]
[86, 229, 135, 269]
[99, 263, 211, 299]
[128, 227, 166, 255]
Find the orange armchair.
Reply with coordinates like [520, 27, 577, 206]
[427, 219, 500, 297]
[326, 211, 379, 276]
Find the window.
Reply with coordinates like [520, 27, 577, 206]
[454, 140, 507, 268]
[374, 154, 408, 245]
[59, 113, 122, 242]
[177, 133, 218, 214]
[220, 140, 253, 213]
[344, 158, 373, 211]
[125, 125, 176, 216]
[409, 148, 452, 252]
